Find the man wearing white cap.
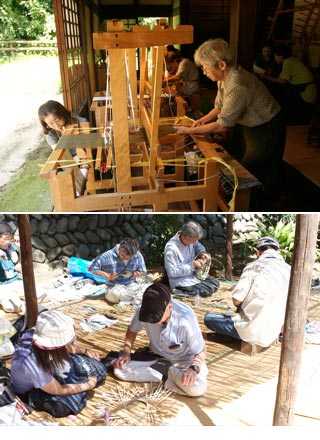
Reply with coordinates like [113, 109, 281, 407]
[204, 237, 291, 347]
[11, 310, 107, 417]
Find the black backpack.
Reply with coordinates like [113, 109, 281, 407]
[0, 362, 16, 407]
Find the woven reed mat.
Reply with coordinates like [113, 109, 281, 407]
[10, 282, 320, 426]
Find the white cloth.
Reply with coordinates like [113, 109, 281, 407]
[164, 233, 206, 289]
[232, 249, 291, 347]
[129, 300, 205, 366]
[0, 280, 25, 313]
[114, 360, 208, 397]
[114, 360, 163, 383]
[0, 316, 16, 358]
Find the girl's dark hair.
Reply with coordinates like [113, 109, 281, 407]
[119, 238, 140, 257]
[258, 245, 278, 253]
[33, 343, 71, 374]
[38, 100, 72, 135]
[274, 45, 292, 59]
[166, 51, 182, 64]
[166, 45, 179, 53]
[0, 222, 13, 237]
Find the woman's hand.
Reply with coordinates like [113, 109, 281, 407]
[113, 351, 131, 369]
[181, 368, 197, 386]
[192, 259, 203, 270]
[86, 376, 97, 390]
[192, 117, 207, 127]
[132, 271, 142, 278]
[174, 125, 193, 135]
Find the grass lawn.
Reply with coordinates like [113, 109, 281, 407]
[0, 142, 52, 212]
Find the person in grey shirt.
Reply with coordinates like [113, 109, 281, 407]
[113, 283, 208, 397]
[175, 39, 286, 195]
[164, 221, 206, 289]
[164, 221, 219, 298]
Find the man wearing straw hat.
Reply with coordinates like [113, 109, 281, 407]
[113, 283, 208, 397]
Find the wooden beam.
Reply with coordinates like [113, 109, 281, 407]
[18, 215, 38, 330]
[109, 48, 132, 192]
[149, 45, 165, 179]
[53, 0, 72, 109]
[225, 214, 233, 280]
[126, 48, 138, 117]
[93, 26, 193, 49]
[72, 182, 212, 212]
[99, 5, 172, 19]
[273, 214, 320, 425]
[229, 0, 258, 70]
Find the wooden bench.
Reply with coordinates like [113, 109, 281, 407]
[240, 339, 280, 356]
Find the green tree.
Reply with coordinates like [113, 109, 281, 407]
[0, 0, 53, 40]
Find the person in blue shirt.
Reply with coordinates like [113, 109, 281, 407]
[89, 238, 147, 286]
[0, 222, 21, 285]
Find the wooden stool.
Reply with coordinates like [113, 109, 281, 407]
[240, 338, 280, 356]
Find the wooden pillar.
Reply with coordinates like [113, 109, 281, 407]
[273, 214, 320, 425]
[18, 215, 38, 330]
[84, 2, 96, 99]
[107, 20, 132, 193]
[225, 214, 233, 280]
[229, 0, 258, 69]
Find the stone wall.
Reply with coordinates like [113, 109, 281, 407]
[0, 214, 227, 266]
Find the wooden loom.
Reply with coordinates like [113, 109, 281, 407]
[40, 22, 223, 212]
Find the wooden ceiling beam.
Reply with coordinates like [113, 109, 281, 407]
[99, 5, 172, 19]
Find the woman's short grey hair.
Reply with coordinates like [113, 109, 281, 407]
[119, 238, 139, 257]
[180, 221, 203, 239]
[194, 38, 234, 68]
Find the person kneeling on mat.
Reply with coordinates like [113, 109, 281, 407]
[164, 221, 219, 297]
[113, 283, 208, 397]
[11, 310, 107, 418]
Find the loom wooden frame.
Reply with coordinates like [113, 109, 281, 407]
[40, 22, 222, 211]
[40, 21, 259, 212]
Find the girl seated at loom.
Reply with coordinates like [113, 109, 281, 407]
[11, 310, 107, 418]
[38, 100, 89, 195]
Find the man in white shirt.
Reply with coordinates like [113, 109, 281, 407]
[113, 283, 208, 397]
[204, 237, 291, 347]
[164, 221, 219, 297]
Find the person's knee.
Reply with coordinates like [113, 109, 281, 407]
[168, 367, 207, 397]
[182, 380, 207, 397]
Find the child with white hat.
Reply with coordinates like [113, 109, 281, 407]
[11, 310, 107, 417]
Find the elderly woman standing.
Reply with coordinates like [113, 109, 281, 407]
[175, 39, 286, 196]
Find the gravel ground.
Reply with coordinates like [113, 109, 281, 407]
[0, 55, 61, 188]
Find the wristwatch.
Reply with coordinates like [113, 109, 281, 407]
[189, 364, 200, 374]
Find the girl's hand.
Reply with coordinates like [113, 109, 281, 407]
[174, 125, 192, 135]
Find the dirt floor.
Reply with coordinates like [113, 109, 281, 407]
[2, 268, 320, 427]
[0, 55, 61, 210]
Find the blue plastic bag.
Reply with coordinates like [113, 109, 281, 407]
[67, 256, 106, 284]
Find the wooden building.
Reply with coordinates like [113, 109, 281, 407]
[48, 1, 320, 212]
